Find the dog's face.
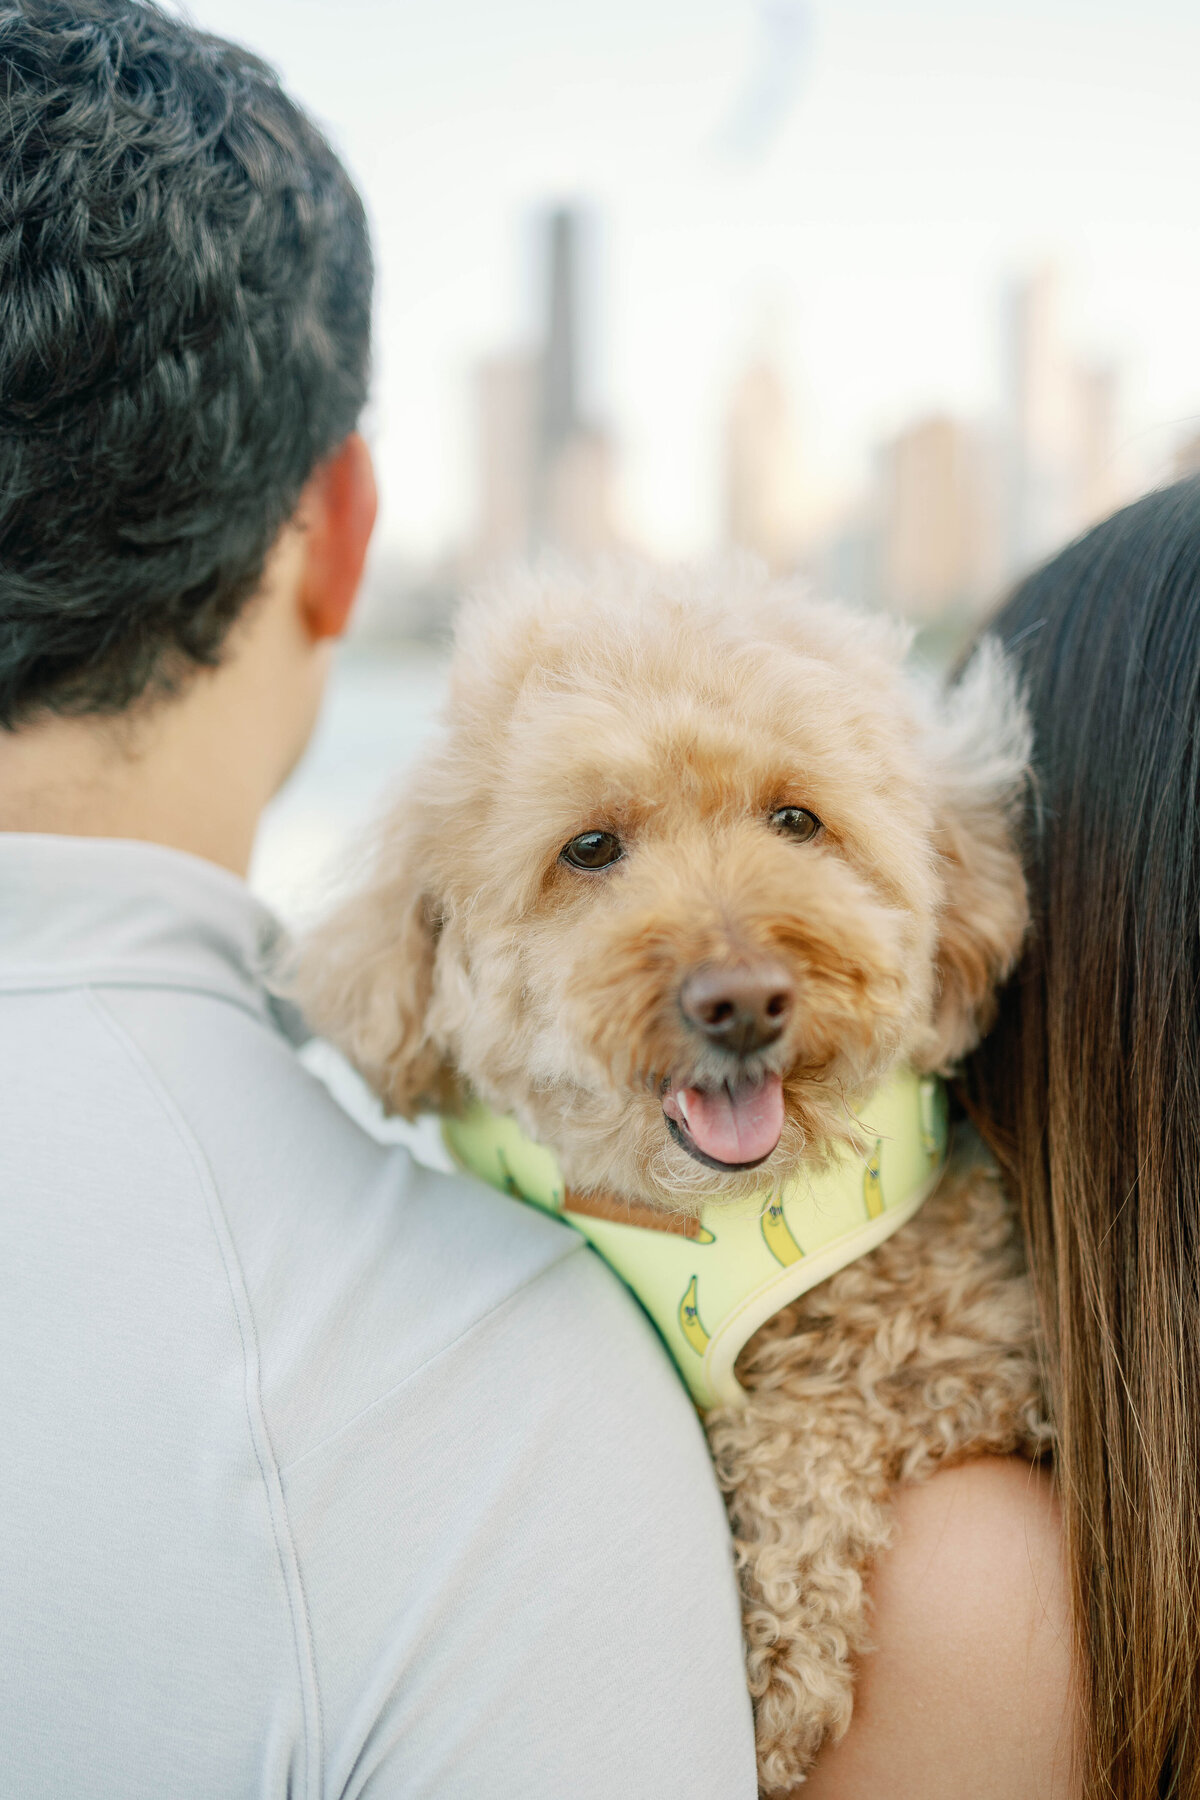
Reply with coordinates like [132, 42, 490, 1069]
[299, 565, 1029, 1210]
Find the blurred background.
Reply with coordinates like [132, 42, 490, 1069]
[174, 0, 1200, 917]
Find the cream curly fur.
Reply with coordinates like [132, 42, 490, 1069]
[710, 1157, 1048, 1792]
[294, 558, 1045, 1789]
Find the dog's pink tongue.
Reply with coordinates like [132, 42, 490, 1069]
[679, 1074, 784, 1164]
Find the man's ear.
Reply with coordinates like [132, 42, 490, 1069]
[292, 814, 455, 1117]
[920, 641, 1032, 1073]
[297, 432, 378, 642]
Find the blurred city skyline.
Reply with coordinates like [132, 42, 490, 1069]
[360, 207, 1187, 637]
[182, 0, 1200, 606]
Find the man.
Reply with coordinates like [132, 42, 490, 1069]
[0, 3, 756, 1794]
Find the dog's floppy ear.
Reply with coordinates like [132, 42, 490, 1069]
[920, 639, 1032, 1072]
[293, 815, 454, 1117]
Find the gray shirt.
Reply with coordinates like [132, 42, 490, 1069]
[0, 835, 755, 1800]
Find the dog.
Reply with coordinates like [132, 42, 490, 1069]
[296, 560, 1049, 1791]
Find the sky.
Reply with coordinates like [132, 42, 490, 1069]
[180, 0, 1200, 561]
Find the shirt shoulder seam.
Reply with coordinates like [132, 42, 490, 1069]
[276, 1232, 593, 1479]
[0, 968, 272, 1024]
[82, 987, 326, 1800]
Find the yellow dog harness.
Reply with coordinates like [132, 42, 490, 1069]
[444, 1068, 948, 1410]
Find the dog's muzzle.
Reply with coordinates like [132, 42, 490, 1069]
[664, 959, 793, 1169]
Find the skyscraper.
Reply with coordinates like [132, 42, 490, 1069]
[1005, 266, 1125, 573]
[724, 358, 803, 574]
[539, 211, 579, 470]
[470, 206, 618, 571]
[474, 351, 539, 567]
[532, 207, 617, 557]
[877, 414, 997, 620]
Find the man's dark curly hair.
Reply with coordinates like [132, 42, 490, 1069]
[0, 0, 372, 727]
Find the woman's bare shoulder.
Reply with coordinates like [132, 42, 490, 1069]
[802, 1457, 1078, 1800]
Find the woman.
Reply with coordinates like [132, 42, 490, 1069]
[810, 477, 1200, 1797]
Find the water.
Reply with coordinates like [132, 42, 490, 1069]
[251, 643, 449, 922]
[251, 643, 454, 1168]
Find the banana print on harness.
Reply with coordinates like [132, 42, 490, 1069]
[443, 1068, 946, 1408]
[863, 1139, 884, 1219]
[761, 1193, 804, 1266]
[679, 1275, 711, 1355]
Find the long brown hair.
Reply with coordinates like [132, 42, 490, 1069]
[961, 478, 1200, 1799]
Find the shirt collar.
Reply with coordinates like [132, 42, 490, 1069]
[0, 833, 303, 1039]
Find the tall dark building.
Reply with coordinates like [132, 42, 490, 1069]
[473, 205, 618, 567]
[540, 209, 581, 463]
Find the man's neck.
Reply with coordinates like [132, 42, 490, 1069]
[0, 534, 331, 877]
[0, 703, 267, 877]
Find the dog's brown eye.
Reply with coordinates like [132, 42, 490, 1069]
[770, 805, 822, 843]
[561, 830, 624, 871]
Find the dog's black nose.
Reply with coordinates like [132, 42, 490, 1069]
[679, 962, 794, 1056]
